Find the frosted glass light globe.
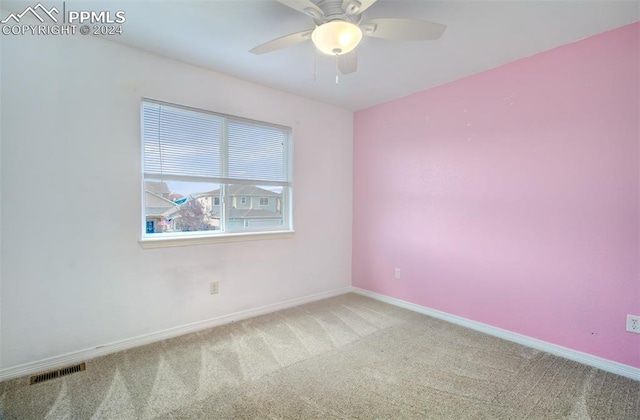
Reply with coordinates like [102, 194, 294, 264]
[312, 21, 363, 55]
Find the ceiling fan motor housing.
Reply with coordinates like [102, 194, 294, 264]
[313, 0, 361, 25]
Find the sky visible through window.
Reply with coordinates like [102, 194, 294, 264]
[165, 181, 217, 197]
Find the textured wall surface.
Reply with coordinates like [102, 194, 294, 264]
[1, 31, 353, 369]
[353, 22, 639, 367]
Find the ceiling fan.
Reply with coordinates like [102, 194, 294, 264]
[250, 0, 446, 75]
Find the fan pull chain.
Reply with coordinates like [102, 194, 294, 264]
[335, 54, 339, 84]
[313, 44, 317, 82]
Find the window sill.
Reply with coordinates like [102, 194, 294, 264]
[138, 230, 295, 249]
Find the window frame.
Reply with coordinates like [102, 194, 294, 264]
[139, 99, 294, 248]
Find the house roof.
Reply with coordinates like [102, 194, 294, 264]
[145, 181, 170, 195]
[145, 191, 178, 217]
[203, 185, 281, 197]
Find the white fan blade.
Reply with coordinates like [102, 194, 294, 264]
[342, 0, 377, 15]
[361, 18, 446, 40]
[250, 30, 313, 55]
[337, 50, 358, 74]
[276, 0, 324, 18]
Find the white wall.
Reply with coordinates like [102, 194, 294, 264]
[0, 32, 353, 370]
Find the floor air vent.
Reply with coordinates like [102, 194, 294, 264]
[30, 362, 86, 385]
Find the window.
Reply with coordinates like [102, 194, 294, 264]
[141, 99, 293, 246]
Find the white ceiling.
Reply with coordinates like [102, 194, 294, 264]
[2, 0, 639, 110]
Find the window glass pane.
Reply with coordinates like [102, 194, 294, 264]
[144, 180, 221, 234]
[141, 100, 293, 240]
[226, 184, 285, 231]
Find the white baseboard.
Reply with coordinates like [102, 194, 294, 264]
[4, 286, 637, 383]
[0, 287, 352, 382]
[352, 287, 640, 381]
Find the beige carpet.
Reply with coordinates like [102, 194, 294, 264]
[1, 293, 638, 419]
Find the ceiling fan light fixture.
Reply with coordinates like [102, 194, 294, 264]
[312, 21, 363, 55]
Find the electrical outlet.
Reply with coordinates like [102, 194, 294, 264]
[394, 268, 402, 280]
[627, 314, 640, 334]
[209, 281, 219, 295]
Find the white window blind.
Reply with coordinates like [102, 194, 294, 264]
[143, 103, 223, 179]
[141, 99, 293, 242]
[227, 120, 286, 182]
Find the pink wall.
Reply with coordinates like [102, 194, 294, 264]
[353, 22, 639, 368]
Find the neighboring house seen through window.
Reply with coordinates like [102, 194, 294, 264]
[141, 99, 293, 243]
